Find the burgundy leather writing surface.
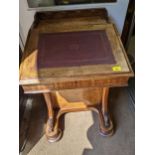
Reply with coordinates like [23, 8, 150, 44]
[38, 30, 116, 68]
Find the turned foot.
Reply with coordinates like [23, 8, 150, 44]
[99, 111, 113, 136]
[46, 125, 62, 143]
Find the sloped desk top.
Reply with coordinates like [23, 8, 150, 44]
[19, 10, 133, 93]
[38, 30, 115, 68]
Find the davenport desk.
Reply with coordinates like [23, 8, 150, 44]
[19, 9, 134, 142]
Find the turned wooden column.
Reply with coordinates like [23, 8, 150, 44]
[43, 93, 62, 142]
[102, 87, 110, 128]
[43, 93, 54, 132]
[99, 87, 113, 136]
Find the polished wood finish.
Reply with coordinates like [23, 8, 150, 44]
[19, 9, 133, 88]
[23, 75, 129, 94]
[19, 9, 134, 142]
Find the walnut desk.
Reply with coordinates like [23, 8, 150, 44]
[19, 9, 134, 142]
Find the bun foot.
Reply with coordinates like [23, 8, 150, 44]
[100, 128, 114, 137]
[46, 128, 62, 143]
[99, 116, 114, 137]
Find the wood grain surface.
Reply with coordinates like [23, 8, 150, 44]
[19, 9, 133, 92]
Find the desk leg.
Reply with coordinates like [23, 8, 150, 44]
[99, 87, 114, 136]
[43, 93, 62, 142]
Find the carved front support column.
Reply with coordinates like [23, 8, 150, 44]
[99, 87, 114, 136]
[43, 93, 62, 142]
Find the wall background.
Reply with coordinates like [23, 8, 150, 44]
[19, 0, 129, 46]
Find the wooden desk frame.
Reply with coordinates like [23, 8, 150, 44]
[19, 9, 133, 142]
